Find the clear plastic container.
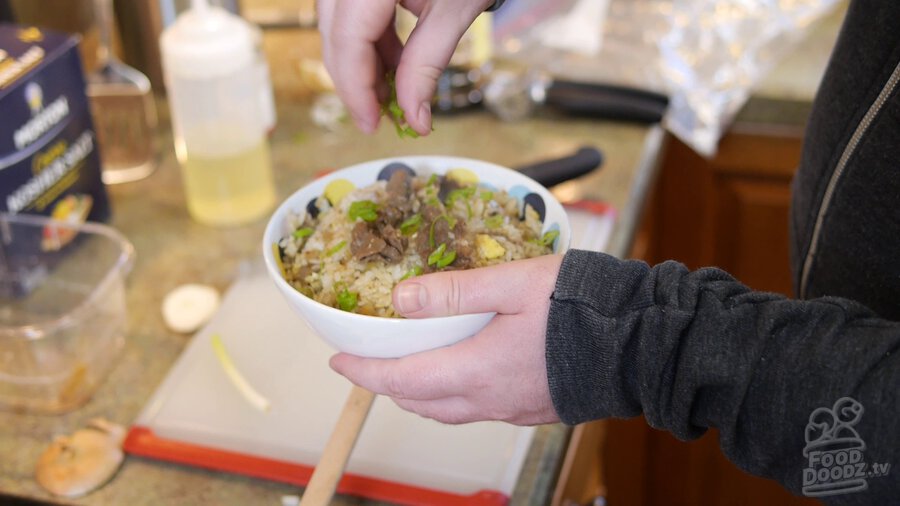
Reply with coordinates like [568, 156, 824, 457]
[0, 213, 134, 414]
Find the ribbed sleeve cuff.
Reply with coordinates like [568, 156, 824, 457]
[545, 249, 653, 425]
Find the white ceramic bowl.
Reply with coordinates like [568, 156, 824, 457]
[262, 155, 571, 358]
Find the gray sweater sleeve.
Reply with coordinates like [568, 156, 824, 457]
[546, 249, 899, 503]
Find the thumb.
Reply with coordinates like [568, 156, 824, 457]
[392, 255, 564, 318]
[394, 2, 487, 134]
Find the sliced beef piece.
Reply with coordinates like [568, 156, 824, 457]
[351, 221, 386, 260]
[380, 170, 413, 226]
[379, 224, 406, 263]
[386, 169, 412, 202]
[449, 220, 474, 270]
[351, 220, 408, 264]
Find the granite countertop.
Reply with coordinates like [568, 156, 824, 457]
[0, 97, 663, 505]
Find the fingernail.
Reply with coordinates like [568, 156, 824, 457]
[395, 282, 426, 314]
[417, 102, 432, 132]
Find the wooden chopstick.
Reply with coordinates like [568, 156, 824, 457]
[299, 385, 376, 506]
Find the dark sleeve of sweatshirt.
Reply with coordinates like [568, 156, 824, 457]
[546, 249, 899, 504]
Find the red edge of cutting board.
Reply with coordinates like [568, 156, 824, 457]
[124, 426, 509, 506]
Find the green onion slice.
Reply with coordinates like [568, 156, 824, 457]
[484, 215, 504, 229]
[427, 243, 447, 266]
[292, 227, 314, 239]
[211, 334, 271, 412]
[539, 230, 560, 247]
[446, 186, 476, 218]
[326, 240, 347, 257]
[435, 250, 456, 268]
[337, 287, 358, 312]
[399, 214, 422, 235]
[348, 200, 379, 222]
[445, 186, 476, 206]
[400, 265, 424, 281]
[427, 243, 456, 268]
[382, 71, 420, 139]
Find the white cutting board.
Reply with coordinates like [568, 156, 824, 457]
[131, 203, 613, 498]
[133, 265, 534, 497]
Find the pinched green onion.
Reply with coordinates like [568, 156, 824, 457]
[349, 200, 379, 222]
[479, 190, 493, 202]
[382, 71, 420, 139]
[427, 174, 439, 186]
[326, 240, 347, 257]
[399, 213, 422, 236]
[292, 227, 314, 239]
[337, 287, 358, 312]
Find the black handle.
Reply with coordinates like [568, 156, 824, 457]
[515, 146, 604, 188]
[545, 80, 669, 124]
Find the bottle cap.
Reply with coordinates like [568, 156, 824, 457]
[160, 2, 255, 80]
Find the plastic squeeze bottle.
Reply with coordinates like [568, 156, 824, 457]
[160, 0, 276, 226]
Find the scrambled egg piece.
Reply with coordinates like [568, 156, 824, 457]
[324, 178, 355, 205]
[476, 234, 505, 260]
[446, 167, 478, 185]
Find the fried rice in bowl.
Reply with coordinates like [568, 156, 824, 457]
[262, 156, 571, 358]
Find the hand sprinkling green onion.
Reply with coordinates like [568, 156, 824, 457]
[348, 200, 379, 222]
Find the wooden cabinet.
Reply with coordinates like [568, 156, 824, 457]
[554, 124, 824, 505]
[643, 124, 805, 296]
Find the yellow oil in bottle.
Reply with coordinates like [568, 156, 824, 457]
[181, 141, 276, 226]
